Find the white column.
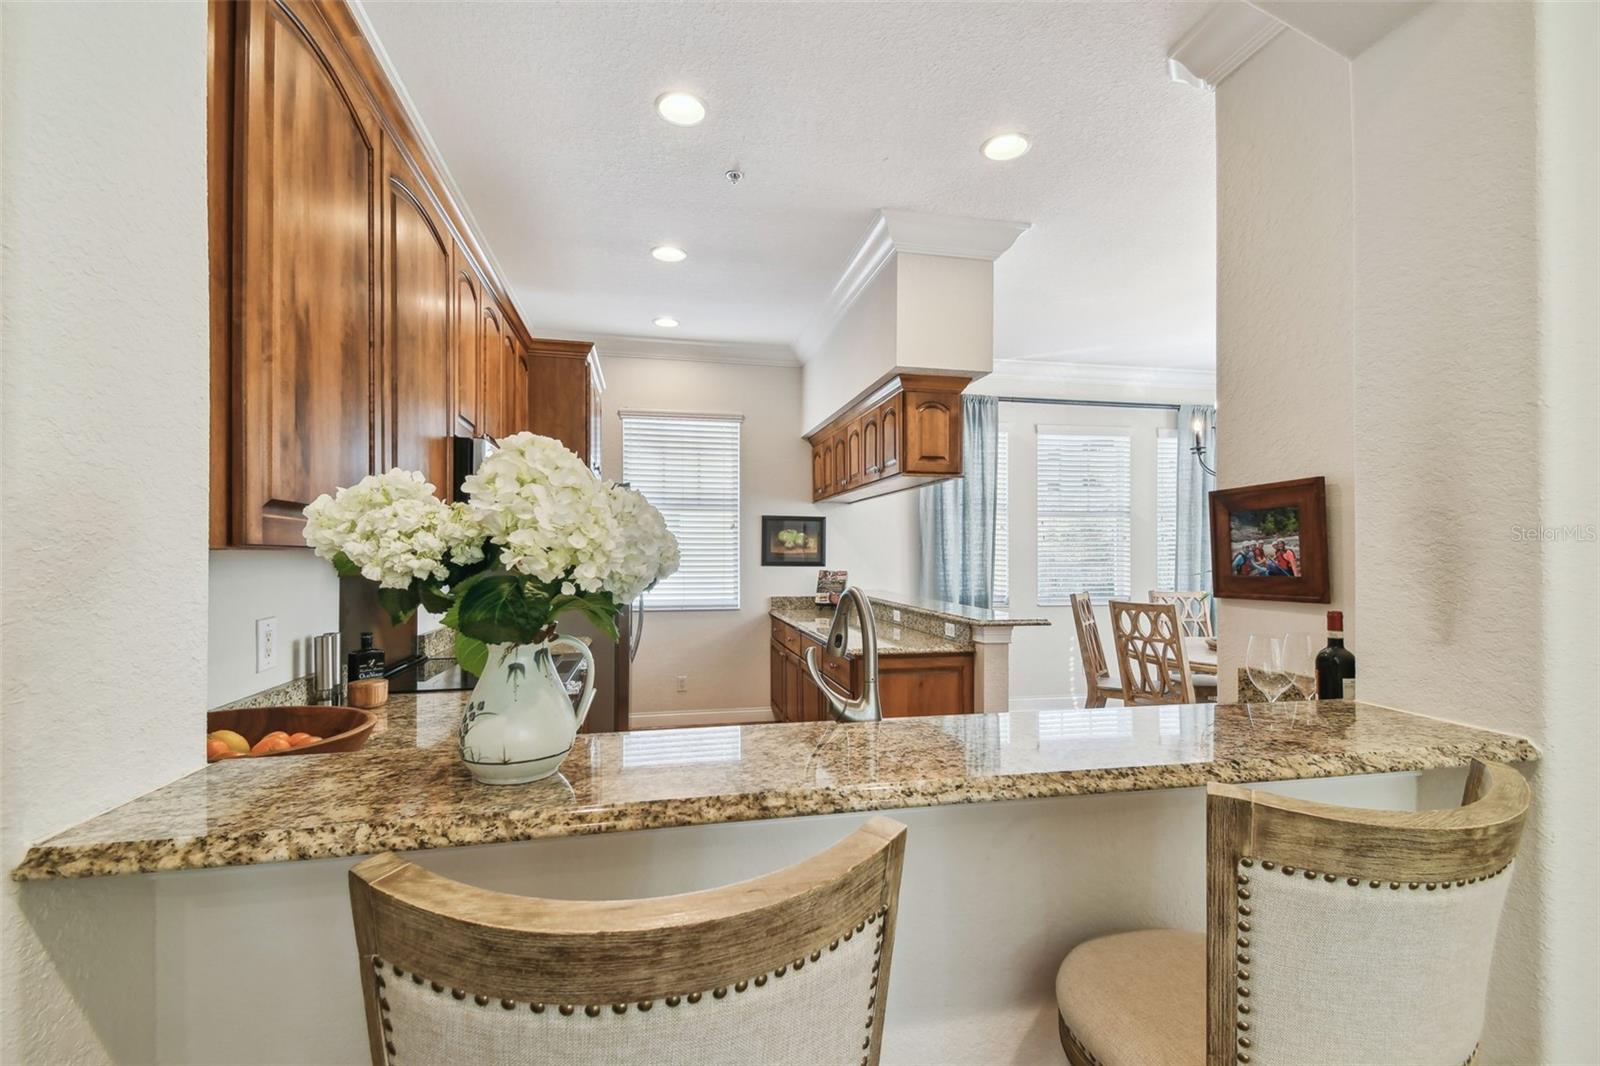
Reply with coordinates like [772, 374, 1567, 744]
[970, 625, 1014, 713]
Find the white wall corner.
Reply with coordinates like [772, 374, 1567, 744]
[1168, 2, 1287, 92]
[1248, 1, 1430, 59]
[796, 209, 1030, 362]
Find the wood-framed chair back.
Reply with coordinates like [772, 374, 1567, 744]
[1069, 593, 1121, 708]
[1149, 589, 1214, 638]
[349, 817, 908, 1066]
[1205, 761, 1530, 1065]
[1108, 600, 1195, 705]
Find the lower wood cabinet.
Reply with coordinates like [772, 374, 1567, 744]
[769, 619, 974, 720]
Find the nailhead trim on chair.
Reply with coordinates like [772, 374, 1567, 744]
[1234, 860, 1511, 1064]
[368, 904, 891, 1063]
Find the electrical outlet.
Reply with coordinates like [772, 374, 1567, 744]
[676, 675, 688, 693]
[256, 617, 279, 673]
[891, 609, 902, 623]
[945, 622, 958, 638]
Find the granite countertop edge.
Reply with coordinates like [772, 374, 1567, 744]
[768, 605, 969, 656]
[12, 731, 1539, 882]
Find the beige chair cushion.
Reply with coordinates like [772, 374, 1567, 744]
[1056, 929, 1204, 1066]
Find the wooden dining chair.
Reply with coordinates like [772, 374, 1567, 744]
[349, 817, 908, 1066]
[1070, 593, 1122, 708]
[1055, 760, 1530, 1066]
[1108, 600, 1196, 705]
[1150, 589, 1214, 639]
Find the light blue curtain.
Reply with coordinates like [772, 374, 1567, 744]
[919, 394, 999, 609]
[1176, 403, 1216, 597]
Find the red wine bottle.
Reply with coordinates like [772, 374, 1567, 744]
[1315, 611, 1356, 701]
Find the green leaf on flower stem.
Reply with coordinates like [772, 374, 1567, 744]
[331, 551, 362, 578]
[551, 592, 621, 643]
[417, 582, 453, 614]
[454, 632, 489, 678]
[456, 574, 552, 645]
[376, 585, 420, 624]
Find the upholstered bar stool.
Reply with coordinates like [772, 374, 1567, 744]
[1056, 761, 1529, 1066]
[349, 817, 907, 1066]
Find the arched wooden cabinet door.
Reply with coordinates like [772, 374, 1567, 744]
[232, 0, 381, 544]
[901, 390, 963, 475]
[382, 144, 452, 500]
[479, 304, 504, 440]
[861, 407, 882, 483]
[845, 419, 864, 488]
[831, 427, 849, 492]
[452, 262, 482, 437]
[878, 396, 901, 475]
[811, 440, 830, 500]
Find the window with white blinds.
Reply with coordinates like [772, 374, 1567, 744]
[1036, 430, 1132, 603]
[620, 413, 741, 610]
[1155, 431, 1178, 591]
[994, 429, 1010, 606]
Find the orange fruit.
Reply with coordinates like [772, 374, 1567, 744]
[288, 732, 316, 747]
[206, 739, 231, 761]
[250, 732, 292, 755]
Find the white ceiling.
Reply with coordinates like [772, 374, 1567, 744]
[362, 1, 1216, 372]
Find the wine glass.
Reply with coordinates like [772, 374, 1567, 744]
[1282, 633, 1320, 700]
[1245, 635, 1291, 702]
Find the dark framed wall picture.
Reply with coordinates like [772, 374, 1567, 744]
[760, 515, 826, 566]
[1209, 476, 1330, 603]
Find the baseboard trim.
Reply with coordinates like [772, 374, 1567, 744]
[630, 706, 775, 730]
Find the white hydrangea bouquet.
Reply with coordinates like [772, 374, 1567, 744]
[303, 432, 678, 679]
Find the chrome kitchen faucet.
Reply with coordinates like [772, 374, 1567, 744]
[804, 586, 883, 723]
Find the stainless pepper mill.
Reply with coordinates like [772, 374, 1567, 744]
[312, 631, 344, 705]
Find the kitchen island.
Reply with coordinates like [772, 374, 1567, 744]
[12, 698, 1535, 1064]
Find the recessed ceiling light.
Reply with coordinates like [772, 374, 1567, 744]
[655, 92, 706, 126]
[981, 132, 1031, 162]
[651, 245, 687, 263]
[653, 316, 679, 329]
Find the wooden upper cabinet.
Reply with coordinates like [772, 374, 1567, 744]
[830, 426, 848, 493]
[845, 419, 864, 489]
[451, 257, 482, 438]
[878, 396, 901, 477]
[512, 349, 530, 435]
[478, 304, 504, 439]
[232, 0, 380, 545]
[382, 144, 452, 498]
[802, 375, 967, 503]
[861, 407, 882, 483]
[526, 339, 603, 473]
[811, 440, 830, 500]
[902, 389, 963, 475]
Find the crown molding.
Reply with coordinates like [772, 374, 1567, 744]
[540, 331, 800, 369]
[796, 209, 1030, 362]
[1167, 2, 1286, 92]
[988, 357, 1217, 394]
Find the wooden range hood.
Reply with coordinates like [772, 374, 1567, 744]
[807, 372, 971, 504]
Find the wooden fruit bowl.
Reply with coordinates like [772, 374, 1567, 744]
[206, 706, 377, 758]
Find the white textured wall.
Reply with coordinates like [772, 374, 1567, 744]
[0, 2, 209, 1063]
[207, 552, 338, 706]
[802, 265, 897, 434]
[1352, 3, 1598, 1060]
[1214, 29, 1355, 700]
[893, 253, 994, 377]
[601, 355, 919, 716]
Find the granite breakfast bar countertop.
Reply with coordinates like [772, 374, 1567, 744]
[13, 693, 1537, 881]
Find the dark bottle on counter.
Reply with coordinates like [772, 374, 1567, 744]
[1314, 611, 1356, 701]
[348, 632, 386, 681]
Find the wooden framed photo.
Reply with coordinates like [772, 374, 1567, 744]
[760, 515, 826, 567]
[1209, 476, 1330, 603]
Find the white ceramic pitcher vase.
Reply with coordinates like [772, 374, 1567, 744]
[457, 637, 596, 785]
